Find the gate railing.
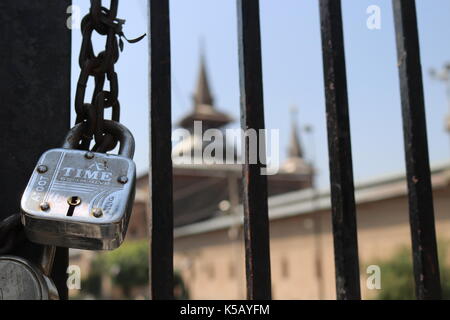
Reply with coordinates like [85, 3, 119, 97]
[0, 0, 72, 299]
[148, 0, 442, 300]
[0, 0, 441, 301]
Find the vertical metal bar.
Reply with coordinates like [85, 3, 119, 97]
[392, 0, 441, 300]
[236, 0, 272, 300]
[148, 0, 174, 300]
[318, 0, 361, 300]
[0, 0, 71, 299]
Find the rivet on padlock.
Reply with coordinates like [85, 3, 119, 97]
[20, 120, 136, 250]
[0, 245, 59, 300]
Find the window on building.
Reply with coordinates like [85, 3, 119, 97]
[190, 262, 196, 281]
[206, 263, 215, 279]
[281, 256, 289, 279]
[228, 262, 235, 279]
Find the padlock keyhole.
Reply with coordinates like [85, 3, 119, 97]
[67, 196, 81, 217]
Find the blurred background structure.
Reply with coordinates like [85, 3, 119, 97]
[70, 54, 450, 300]
[68, 0, 450, 300]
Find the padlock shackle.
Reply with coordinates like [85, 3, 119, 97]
[63, 120, 135, 159]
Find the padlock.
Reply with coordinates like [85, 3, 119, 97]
[0, 246, 59, 300]
[20, 120, 136, 250]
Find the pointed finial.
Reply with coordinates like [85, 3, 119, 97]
[199, 36, 206, 60]
[193, 39, 214, 108]
[290, 105, 298, 117]
[288, 105, 303, 158]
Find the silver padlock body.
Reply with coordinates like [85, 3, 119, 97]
[0, 256, 58, 300]
[21, 148, 136, 250]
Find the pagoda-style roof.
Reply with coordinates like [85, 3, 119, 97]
[178, 54, 233, 130]
[281, 107, 313, 175]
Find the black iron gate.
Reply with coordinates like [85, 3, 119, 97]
[148, 0, 441, 300]
[0, 0, 71, 299]
[0, 0, 442, 300]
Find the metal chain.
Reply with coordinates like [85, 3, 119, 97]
[75, 0, 145, 153]
[0, 1, 144, 255]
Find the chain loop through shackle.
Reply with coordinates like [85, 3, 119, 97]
[74, 0, 145, 153]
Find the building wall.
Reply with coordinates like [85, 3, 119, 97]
[174, 186, 450, 300]
[127, 201, 148, 239]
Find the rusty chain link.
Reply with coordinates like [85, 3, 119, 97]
[75, 0, 145, 153]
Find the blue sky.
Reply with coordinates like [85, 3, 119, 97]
[71, 0, 450, 189]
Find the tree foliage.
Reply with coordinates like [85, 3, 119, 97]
[104, 240, 149, 296]
[372, 242, 450, 300]
[82, 240, 189, 299]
